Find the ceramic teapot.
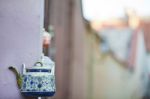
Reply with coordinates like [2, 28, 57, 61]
[9, 55, 56, 97]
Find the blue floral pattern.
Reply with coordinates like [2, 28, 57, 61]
[21, 74, 56, 92]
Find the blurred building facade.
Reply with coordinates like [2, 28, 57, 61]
[45, 0, 150, 99]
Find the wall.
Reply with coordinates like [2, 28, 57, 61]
[48, 0, 88, 99]
[84, 23, 148, 99]
[70, 0, 88, 99]
[47, 0, 74, 99]
[0, 0, 44, 99]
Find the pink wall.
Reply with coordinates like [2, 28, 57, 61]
[0, 0, 44, 98]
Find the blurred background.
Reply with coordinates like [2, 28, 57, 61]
[43, 0, 150, 99]
[0, 0, 150, 99]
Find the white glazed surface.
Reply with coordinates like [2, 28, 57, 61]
[21, 74, 56, 92]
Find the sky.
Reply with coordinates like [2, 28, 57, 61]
[82, 0, 150, 21]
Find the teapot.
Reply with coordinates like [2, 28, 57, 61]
[9, 55, 56, 97]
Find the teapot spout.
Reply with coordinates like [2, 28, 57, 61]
[8, 66, 22, 89]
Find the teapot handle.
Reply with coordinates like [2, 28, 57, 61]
[34, 62, 43, 67]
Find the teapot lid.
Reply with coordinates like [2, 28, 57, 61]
[27, 55, 55, 72]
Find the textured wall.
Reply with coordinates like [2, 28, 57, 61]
[0, 0, 44, 99]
